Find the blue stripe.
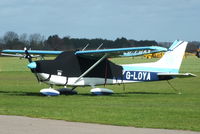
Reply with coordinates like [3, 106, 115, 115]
[122, 66, 178, 73]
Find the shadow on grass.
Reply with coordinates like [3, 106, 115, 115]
[121, 91, 175, 95]
[0, 90, 176, 97]
[0, 90, 42, 96]
[76, 91, 176, 97]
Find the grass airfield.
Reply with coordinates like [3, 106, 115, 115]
[0, 56, 200, 131]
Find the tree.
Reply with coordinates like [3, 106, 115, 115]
[114, 37, 130, 48]
[3, 31, 23, 49]
[3, 31, 18, 43]
[0, 37, 4, 50]
[62, 36, 74, 50]
[45, 35, 63, 50]
[19, 33, 28, 45]
[29, 33, 45, 49]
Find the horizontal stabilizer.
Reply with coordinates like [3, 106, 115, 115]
[158, 73, 197, 78]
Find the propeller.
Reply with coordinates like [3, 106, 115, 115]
[24, 47, 32, 63]
[25, 48, 40, 82]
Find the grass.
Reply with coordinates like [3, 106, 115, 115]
[0, 56, 200, 131]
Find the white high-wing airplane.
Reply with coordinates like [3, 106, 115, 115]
[1, 40, 196, 96]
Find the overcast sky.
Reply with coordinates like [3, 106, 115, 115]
[0, 0, 199, 41]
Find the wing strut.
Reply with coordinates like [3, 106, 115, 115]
[82, 44, 89, 51]
[74, 54, 108, 84]
[96, 43, 103, 50]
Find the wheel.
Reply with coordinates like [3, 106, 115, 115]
[58, 88, 78, 95]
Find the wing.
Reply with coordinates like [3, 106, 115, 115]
[1, 50, 63, 56]
[75, 46, 167, 57]
[1, 46, 167, 58]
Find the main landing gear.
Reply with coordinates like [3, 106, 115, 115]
[40, 85, 78, 96]
[58, 86, 78, 95]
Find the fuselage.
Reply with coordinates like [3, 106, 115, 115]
[35, 65, 172, 86]
[29, 40, 188, 87]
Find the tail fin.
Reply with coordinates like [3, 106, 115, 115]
[122, 40, 188, 73]
[155, 40, 188, 72]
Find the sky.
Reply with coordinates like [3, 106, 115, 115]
[0, 0, 200, 42]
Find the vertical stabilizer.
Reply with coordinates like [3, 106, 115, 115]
[122, 40, 188, 73]
[155, 40, 188, 72]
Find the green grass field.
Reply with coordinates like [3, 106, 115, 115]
[0, 56, 200, 131]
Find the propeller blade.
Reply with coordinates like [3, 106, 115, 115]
[24, 49, 32, 63]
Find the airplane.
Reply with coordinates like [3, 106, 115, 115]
[1, 40, 196, 96]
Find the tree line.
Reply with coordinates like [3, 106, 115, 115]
[0, 31, 199, 53]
